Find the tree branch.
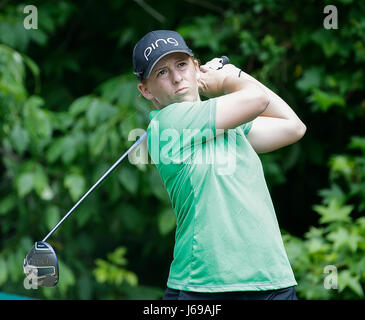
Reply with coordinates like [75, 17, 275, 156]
[133, 0, 166, 23]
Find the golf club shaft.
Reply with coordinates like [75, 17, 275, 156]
[42, 132, 147, 242]
[42, 56, 229, 243]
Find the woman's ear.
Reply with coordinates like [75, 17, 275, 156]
[193, 59, 201, 81]
[137, 82, 154, 101]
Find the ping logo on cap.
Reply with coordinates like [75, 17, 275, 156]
[144, 38, 179, 61]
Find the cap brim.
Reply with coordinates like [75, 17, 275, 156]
[144, 50, 194, 79]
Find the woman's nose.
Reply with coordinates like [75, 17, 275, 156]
[171, 69, 183, 83]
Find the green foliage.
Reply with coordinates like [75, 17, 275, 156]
[283, 138, 365, 299]
[1, 0, 364, 300]
[0, 11, 172, 297]
[94, 247, 138, 287]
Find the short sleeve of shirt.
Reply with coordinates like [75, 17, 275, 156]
[147, 98, 217, 164]
[159, 98, 217, 138]
[240, 121, 253, 136]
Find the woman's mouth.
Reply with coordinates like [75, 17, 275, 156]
[175, 87, 188, 94]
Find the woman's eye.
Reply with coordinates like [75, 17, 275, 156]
[178, 62, 186, 67]
[158, 70, 167, 77]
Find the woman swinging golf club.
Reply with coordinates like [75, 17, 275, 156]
[133, 30, 306, 300]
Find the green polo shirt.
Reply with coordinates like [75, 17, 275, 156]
[147, 98, 297, 292]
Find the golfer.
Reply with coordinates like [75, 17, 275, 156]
[133, 30, 306, 300]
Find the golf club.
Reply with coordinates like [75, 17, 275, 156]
[23, 56, 230, 287]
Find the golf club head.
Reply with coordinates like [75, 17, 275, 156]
[23, 241, 59, 287]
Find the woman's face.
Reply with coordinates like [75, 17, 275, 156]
[137, 52, 201, 109]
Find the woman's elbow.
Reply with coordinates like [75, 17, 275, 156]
[294, 121, 307, 140]
[257, 90, 270, 113]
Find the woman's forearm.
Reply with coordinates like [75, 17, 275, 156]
[238, 70, 305, 125]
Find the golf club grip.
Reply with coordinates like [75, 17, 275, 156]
[220, 56, 229, 66]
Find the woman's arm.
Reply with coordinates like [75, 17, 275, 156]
[198, 63, 269, 131]
[237, 70, 307, 153]
[237, 70, 306, 128]
[198, 60, 306, 154]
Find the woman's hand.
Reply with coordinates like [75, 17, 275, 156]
[198, 58, 241, 98]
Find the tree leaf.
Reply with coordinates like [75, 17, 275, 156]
[61, 136, 78, 164]
[296, 67, 323, 92]
[328, 155, 355, 180]
[10, 124, 30, 154]
[327, 227, 350, 251]
[50, 112, 73, 131]
[313, 199, 353, 224]
[33, 165, 50, 198]
[89, 125, 108, 156]
[64, 173, 86, 202]
[69, 95, 94, 117]
[348, 136, 365, 155]
[0, 194, 17, 216]
[24, 96, 52, 139]
[57, 260, 76, 296]
[309, 88, 346, 112]
[338, 270, 364, 297]
[45, 206, 60, 231]
[318, 183, 346, 206]
[46, 137, 65, 163]
[86, 98, 118, 127]
[16, 172, 34, 197]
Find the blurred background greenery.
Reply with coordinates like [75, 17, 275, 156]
[0, 0, 364, 300]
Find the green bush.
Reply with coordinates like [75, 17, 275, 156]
[1, 0, 364, 299]
[284, 137, 365, 299]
